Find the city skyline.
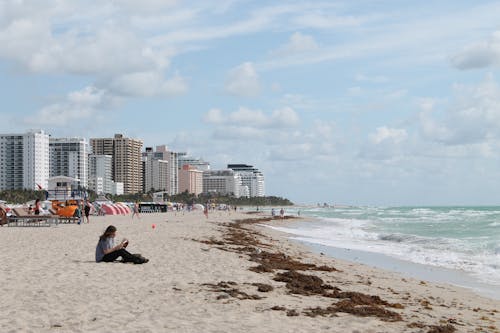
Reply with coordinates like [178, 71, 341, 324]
[2, 2, 500, 205]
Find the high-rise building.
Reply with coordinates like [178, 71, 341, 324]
[142, 147, 168, 193]
[0, 130, 50, 190]
[49, 137, 89, 188]
[146, 145, 178, 195]
[202, 170, 246, 198]
[227, 164, 265, 197]
[90, 134, 143, 194]
[88, 154, 113, 195]
[179, 164, 203, 195]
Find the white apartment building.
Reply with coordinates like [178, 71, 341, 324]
[0, 130, 50, 190]
[88, 154, 113, 195]
[142, 147, 169, 193]
[227, 164, 265, 197]
[49, 137, 89, 188]
[144, 145, 178, 195]
[202, 170, 245, 198]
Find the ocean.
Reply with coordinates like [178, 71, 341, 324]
[267, 206, 500, 298]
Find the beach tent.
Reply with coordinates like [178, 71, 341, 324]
[115, 203, 130, 214]
[100, 203, 119, 215]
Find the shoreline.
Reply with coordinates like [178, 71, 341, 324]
[261, 216, 500, 301]
[298, 240, 500, 301]
[0, 212, 498, 332]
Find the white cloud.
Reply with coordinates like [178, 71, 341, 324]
[272, 32, 319, 56]
[27, 27, 169, 75]
[24, 86, 114, 126]
[0, 1, 179, 99]
[108, 71, 187, 97]
[370, 127, 408, 144]
[418, 75, 500, 146]
[203, 108, 225, 124]
[204, 106, 299, 128]
[224, 62, 261, 97]
[451, 31, 500, 69]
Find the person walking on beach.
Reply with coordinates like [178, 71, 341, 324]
[280, 208, 285, 219]
[132, 201, 140, 219]
[84, 199, 91, 224]
[203, 204, 209, 219]
[95, 225, 148, 264]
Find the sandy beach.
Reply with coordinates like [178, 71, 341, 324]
[0, 211, 498, 333]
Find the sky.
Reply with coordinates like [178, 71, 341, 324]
[2, 1, 500, 206]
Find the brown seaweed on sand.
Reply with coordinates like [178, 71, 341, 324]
[251, 283, 274, 292]
[204, 216, 406, 322]
[426, 324, 456, 333]
[273, 270, 337, 296]
[203, 281, 263, 300]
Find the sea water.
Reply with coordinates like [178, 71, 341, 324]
[268, 206, 500, 297]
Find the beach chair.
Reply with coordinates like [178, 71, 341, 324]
[10, 207, 58, 227]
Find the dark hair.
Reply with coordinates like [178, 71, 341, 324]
[99, 225, 117, 240]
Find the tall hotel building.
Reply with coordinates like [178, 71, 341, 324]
[227, 164, 265, 197]
[142, 147, 169, 193]
[142, 145, 178, 195]
[90, 134, 143, 194]
[179, 164, 203, 195]
[0, 130, 50, 190]
[88, 154, 113, 195]
[49, 137, 89, 188]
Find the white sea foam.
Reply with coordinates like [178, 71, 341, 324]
[270, 206, 500, 287]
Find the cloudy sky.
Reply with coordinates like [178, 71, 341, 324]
[2, 1, 500, 206]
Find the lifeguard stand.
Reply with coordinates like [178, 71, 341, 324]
[47, 176, 85, 201]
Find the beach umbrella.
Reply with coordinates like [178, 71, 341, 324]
[193, 204, 204, 210]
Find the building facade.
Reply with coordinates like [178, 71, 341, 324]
[88, 154, 113, 195]
[142, 147, 169, 193]
[0, 130, 50, 190]
[202, 170, 245, 197]
[90, 134, 143, 194]
[144, 145, 178, 195]
[49, 137, 89, 188]
[179, 164, 203, 195]
[227, 164, 265, 197]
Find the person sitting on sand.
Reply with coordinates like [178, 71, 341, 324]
[34, 199, 41, 215]
[95, 225, 148, 264]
